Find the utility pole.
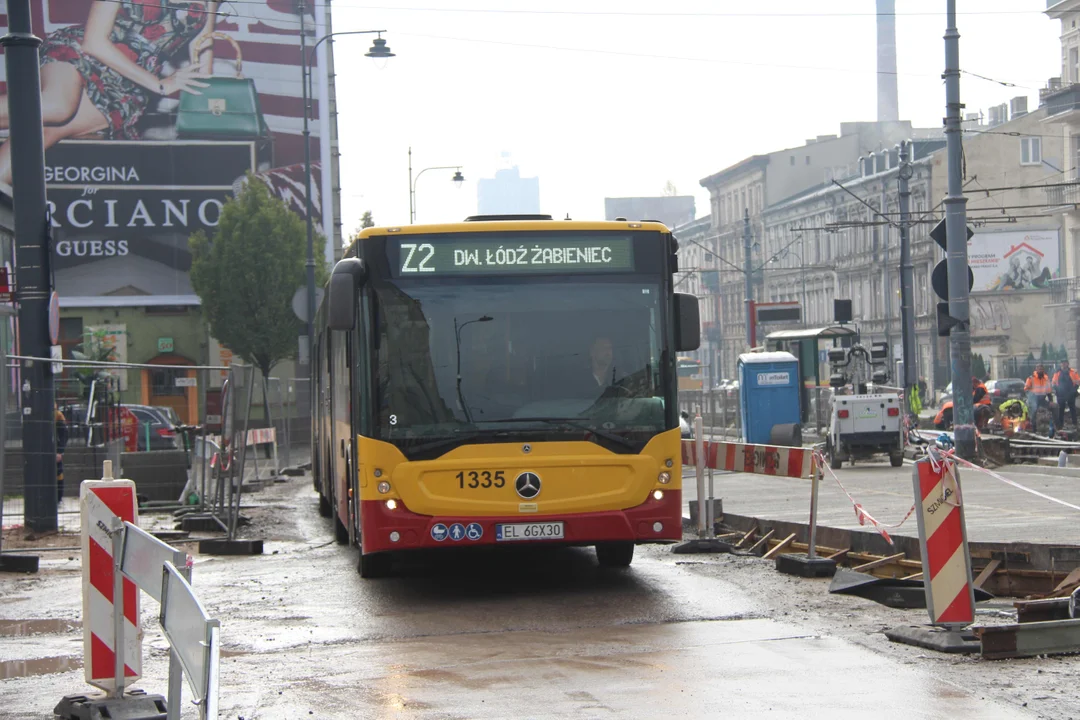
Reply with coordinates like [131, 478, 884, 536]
[944, 0, 975, 459]
[300, 0, 316, 378]
[743, 209, 754, 348]
[897, 140, 917, 394]
[2, 0, 57, 532]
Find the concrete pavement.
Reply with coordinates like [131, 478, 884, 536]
[682, 457, 1080, 546]
[0, 475, 1047, 719]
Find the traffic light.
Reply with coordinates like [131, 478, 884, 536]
[931, 255, 974, 338]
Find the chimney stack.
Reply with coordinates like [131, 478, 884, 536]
[876, 0, 900, 122]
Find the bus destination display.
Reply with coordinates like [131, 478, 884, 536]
[394, 237, 634, 276]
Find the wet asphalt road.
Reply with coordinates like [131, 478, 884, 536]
[0, 478, 1036, 719]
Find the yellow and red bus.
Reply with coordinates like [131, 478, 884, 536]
[313, 215, 700, 577]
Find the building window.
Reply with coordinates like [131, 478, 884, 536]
[790, 156, 795, 166]
[805, 155, 811, 165]
[1021, 137, 1042, 166]
[150, 367, 186, 397]
[1072, 46, 1079, 83]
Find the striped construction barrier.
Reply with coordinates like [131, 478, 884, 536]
[682, 439, 815, 479]
[80, 479, 141, 690]
[912, 456, 976, 627]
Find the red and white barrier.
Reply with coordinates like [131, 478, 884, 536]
[913, 455, 975, 627]
[80, 477, 141, 690]
[682, 439, 815, 479]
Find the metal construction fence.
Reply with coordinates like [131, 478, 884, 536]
[678, 386, 834, 439]
[0, 356, 277, 561]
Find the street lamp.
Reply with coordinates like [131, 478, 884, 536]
[297, 11, 393, 381]
[408, 147, 465, 224]
[455, 315, 493, 422]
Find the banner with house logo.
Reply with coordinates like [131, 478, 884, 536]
[970, 229, 1060, 292]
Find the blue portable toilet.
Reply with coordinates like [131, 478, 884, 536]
[738, 351, 802, 444]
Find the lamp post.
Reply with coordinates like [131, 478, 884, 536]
[408, 148, 465, 224]
[297, 8, 393, 381]
[454, 315, 492, 422]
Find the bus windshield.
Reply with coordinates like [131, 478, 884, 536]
[373, 275, 671, 454]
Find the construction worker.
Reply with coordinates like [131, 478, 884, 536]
[972, 377, 993, 430]
[55, 405, 68, 506]
[1025, 364, 1053, 417]
[998, 398, 1028, 435]
[1053, 359, 1080, 428]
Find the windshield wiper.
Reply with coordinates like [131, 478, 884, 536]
[479, 417, 638, 451]
[403, 428, 488, 456]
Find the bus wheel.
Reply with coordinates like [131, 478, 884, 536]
[318, 492, 332, 518]
[335, 513, 349, 545]
[595, 542, 634, 568]
[358, 551, 392, 578]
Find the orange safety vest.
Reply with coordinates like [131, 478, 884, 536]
[973, 381, 991, 406]
[1052, 368, 1080, 388]
[1026, 373, 1052, 395]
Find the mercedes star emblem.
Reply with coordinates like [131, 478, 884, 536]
[522, 444, 532, 454]
[515, 472, 541, 499]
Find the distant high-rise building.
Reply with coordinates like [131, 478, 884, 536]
[477, 166, 541, 215]
[603, 196, 696, 230]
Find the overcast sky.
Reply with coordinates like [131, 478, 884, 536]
[328, 0, 1061, 233]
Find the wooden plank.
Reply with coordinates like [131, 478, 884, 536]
[746, 529, 775, 555]
[973, 559, 1002, 590]
[714, 532, 743, 541]
[763, 533, 796, 560]
[1051, 567, 1080, 595]
[902, 572, 924, 581]
[852, 552, 907, 573]
[825, 548, 850, 562]
[735, 524, 758, 549]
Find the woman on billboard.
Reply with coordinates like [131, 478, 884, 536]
[0, 0, 218, 184]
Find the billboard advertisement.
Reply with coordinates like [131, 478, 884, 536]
[0, 0, 333, 302]
[970, 229, 1060, 292]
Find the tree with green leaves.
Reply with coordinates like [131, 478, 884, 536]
[360, 210, 375, 229]
[972, 353, 987, 381]
[189, 174, 329, 385]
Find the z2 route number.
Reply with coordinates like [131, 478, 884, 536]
[401, 243, 435, 273]
[456, 470, 506, 489]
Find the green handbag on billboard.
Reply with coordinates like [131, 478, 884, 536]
[176, 32, 270, 139]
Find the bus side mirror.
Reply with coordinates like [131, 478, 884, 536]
[328, 258, 366, 331]
[674, 293, 700, 352]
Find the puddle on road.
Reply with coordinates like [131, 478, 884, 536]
[0, 655, 82, 679]
[0, 619, 81, 636]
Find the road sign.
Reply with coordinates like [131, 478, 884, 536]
[465, 523, 483, 541]
[931, 259, 974, 301]
[449, 523, 466, 541]
[929, 219, 974, 253]
[48, 291, 60, 345]
[0, 266, 12, 302]
[430, 524, 448, 542]
[912, 458, 975, 627]
[291, 286, 325, 324]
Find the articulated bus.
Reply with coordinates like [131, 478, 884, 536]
[312, 215, 700, 577]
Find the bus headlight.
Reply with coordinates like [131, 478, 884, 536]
[653, 490, 664, 501]
[385, 499, 398, 511]
[658, 472, 671, 484]
[377, 481, 391, 494]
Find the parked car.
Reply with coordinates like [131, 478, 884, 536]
[127, 405, 180, 451]
[985, 379, 1026, 408]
